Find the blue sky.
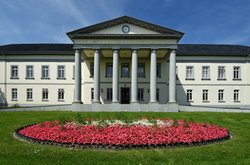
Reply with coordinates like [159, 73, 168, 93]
[0, 0, 250, 45]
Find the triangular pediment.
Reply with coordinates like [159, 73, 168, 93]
[67, 16, 184, 39]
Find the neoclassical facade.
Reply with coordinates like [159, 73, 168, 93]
[1, 16, 250, 111]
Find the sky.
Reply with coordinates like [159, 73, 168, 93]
[0, 0, 250, 46]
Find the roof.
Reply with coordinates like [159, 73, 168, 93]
[0, 43, 250, 56]
[67, 16, 184, 40]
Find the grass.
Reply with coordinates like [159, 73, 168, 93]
[0, 111, 249, 165]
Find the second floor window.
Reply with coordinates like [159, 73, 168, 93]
[26, 65, 34, 79]
[218, 66, 225, 79]
[106, 64, 113, 77]
[90, 63, 94, 77]
[42, 65, 49, 79]
[157, 63, 161, 77]
[121, 63, 129, 77]
[233, 66, 241, 80]
[186, 66, 194, 79]
[138, 63, 145, 77]
[57, 65, 65, 79]
[186, 89, 193, 101]
[202, 66, 210, 79]
[11, 65, 18, 78]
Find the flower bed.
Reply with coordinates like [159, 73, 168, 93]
[15, 119, 230, 149]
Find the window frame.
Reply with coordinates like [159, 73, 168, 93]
[202, 66, 210, 80]
[57, 65, 66, 79]
[26, 88, 33, 101]
[233, 66, 241, 80]
[121, 63, 130, 77]
[10, 65, 19, 79]
[202, 89, 209, 102]
[218, 66, 226, 80]
[186, 66, 194, 80]
[106, 63, 113, 77]
[137, 88, 144, 101]
[42, 88, 49, 101]
[233, 89, 240, 102]
[186, 89, 193, 102]
[41, 65, 50, 79]
[26, 65, 34, 79]
[11, 88, 18, 101]
[218, 89, 224, 102]
[58, 89, 65, 101]
[137, 63, 145, 77]
[106, 88, 113, 101]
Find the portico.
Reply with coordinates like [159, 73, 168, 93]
[67, 16, 183, 108]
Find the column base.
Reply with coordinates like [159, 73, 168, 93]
[167, 102, 179, 112]
[130, 101, 139, 104]
[149, 100, 158, 104]
[112, 101, 119, 104]
[72, 101, 83, 104]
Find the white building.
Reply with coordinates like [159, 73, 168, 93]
[0, 16, 250, 111]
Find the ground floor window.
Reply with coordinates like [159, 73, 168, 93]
[186, 89, 193, 101]
[137, 88, 144, 101]
[58, 89, 64, 101]
[42, 88, 49, 100]
[218, 89, 224, 101]
[234, 89, 239, 102]
[91, 88, 94, 100]
[202, 89, 208, 101]
[11, 88, 17, 101]
[156, 88, 160, 101]
[107, 88, 112, 101]
[27, 88, 33, 101]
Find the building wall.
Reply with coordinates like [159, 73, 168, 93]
[0, 54, 249, 108]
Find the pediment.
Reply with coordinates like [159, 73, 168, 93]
[67, 16, 184, 40]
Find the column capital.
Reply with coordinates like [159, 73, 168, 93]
[170, 49, 176, 53]
[94, 49, 100, 53]
[151, 49, 157, 53]
[132, 49, 138, 53]
[112, 49, 119, 53]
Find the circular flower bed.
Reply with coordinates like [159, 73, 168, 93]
[15, 119, 230, 149]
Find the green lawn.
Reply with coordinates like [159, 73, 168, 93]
[0, 111, 249, 165]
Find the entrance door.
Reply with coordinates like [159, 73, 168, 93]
[120, 87, 130, 104]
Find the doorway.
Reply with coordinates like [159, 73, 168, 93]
[120, 87, 130, 104]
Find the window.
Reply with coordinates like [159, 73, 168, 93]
[11, 65, 18, 79]
[186, 89, 193, 101]
[156, 88, 160, 101]
[157, 63, 161, 77]
[176, 66, 178, 80]
[106, 64, 113, 77]
[90, 63, 94, 77]
[41, 65, 49, 79]
[73, 65, 75, 79]
[202, 89, 209, 101]
[42, 88, 49, 100]
[121, 63, 129, 77]
[218, 66, 226, 80]
[137, 88, 144, 101]
[218, 89, 224, 101]
[186, 66, 194, 79]
[57, 65, 65, 79]
[26, 65, 34, 79]
[202, 66, 210, 79]
[234, 89, 240, 102]
[107, 88, 112, 101]
[11, 88, 17, 101]
[138, 63, 145, 77]
[91, 88, 94, 100]
[27, 88, 33, 100]
[58, 89, 64, 101]
[233, 66, 241, 80]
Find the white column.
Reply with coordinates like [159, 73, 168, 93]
[93, 49, 100, 104]
[73, 49, 83, 104]
[112, 49, 119, 103]
[169, 49, 176, 103]
[131, 49, 138, 103]
[150, 49, 157, 103]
